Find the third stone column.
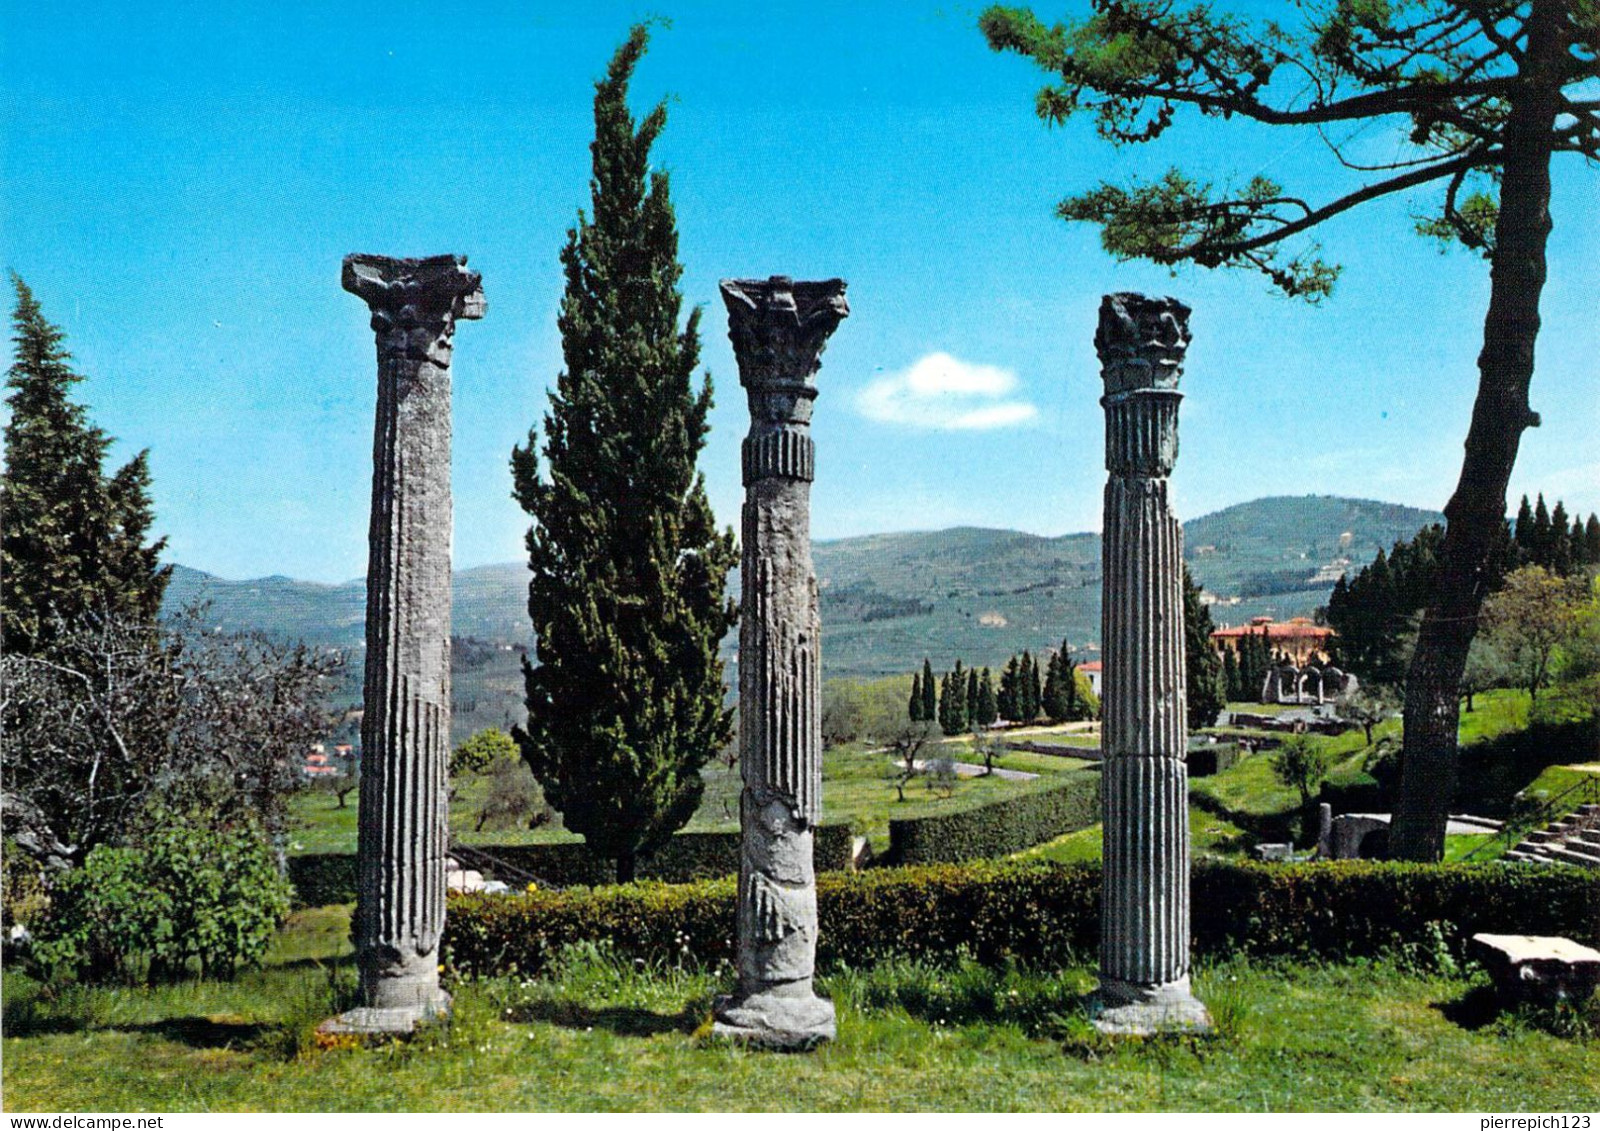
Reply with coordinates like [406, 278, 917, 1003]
[1094, 292, 1211, 1035]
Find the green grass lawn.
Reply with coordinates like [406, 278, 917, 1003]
[289, 740, 1090, 858]
[1459, 689, 1532, 746]
[1015, 806, 1251, 866]
[5, 906, 1595, 1112]
[1001, 731, 1103, 750]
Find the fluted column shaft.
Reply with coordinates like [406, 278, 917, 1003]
[714, 276, 847, 1049]
[343, 254, 484, 1023]
[1094, 293, 1208, 1031]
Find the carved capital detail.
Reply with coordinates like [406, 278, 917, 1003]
[1097, 293, 1189, 478]
[722, 276, 849, 398]
[343, 254, 486, 367]
[1095, 292, 1190, 396]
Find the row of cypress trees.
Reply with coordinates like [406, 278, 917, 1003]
[1324, 497, 1598, 687]
[908, 640, 1099, 736]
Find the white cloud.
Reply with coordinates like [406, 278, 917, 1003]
[855, 352, 1038, 431]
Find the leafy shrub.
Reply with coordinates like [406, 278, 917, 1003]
[443, 857, 1600, 979]
[886, 772, 1100, 865]
[1, 837, 50, 935]
[288, 823, 856, 906]
[31, 813, 292, 983]
[287, 853, 359, 909]
[1269, 734, 1332, 806]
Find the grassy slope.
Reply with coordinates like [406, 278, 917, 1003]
[289, 737, 1094, 856]
[4, 906, 1593, 1113]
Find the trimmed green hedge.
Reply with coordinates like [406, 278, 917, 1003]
[885, 771, 1101, 865]
[287, 854, 358, 909]
[1187, 743, 1239, 778]
[287, 823, 855, 907]
[443, 858, 1600, 978]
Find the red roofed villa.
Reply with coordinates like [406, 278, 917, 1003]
[1210, 616, 1335, 666]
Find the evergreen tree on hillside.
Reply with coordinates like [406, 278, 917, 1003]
[2, 275, 169, 655]
[938, 665, 969, 736]
[1041, 650, 1065, 723]
[1183, 565, 1226, 731]
[1586, 515, 1600, 565]
[997, 655, 1020, 720]
[1222, 647, 1241, 703]
[966, 666, 980, 723]
[1060, 639, 1080, 719]
[1568, 516, 1587, 570]
[908, 671, 924, 723]
[1514, 494, 1536, 558]
[1532, 494, 1553, 562]
[1020, 651, 1042, 722]
[510, 27, 738, 883]
[921, 657, 937, 721]
[976, 668, 998, 727]
[1549, 499, 1573, 574]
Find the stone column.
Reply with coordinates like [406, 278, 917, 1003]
[1094, 292, 1210, 1034]
[325, 254, 485, 1036]
[713, 276, 848, 1049]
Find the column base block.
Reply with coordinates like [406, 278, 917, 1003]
[1092, 976, 1211, 1036]
[318, 990, 452, 1038]
[712, 989, 836, 1050]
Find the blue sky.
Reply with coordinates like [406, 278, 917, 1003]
[4, 0, 1596, 583]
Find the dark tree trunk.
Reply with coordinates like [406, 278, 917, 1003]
[1390, 1, 1566, 861]
[615, 851, 636, 884]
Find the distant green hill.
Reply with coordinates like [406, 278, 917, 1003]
[164, 494, 1442, 739]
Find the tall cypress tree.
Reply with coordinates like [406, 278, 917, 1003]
[921, 657, 938, 722]
[1586, 515, 1600, 566]
[1182, 565, 1226, 731]
[1222, 647, 1241, 703]
[997, 654, 1019, 721]
[1549, 499, 1573, 574]
[908, 671, 924, 723]
[1531, 494, 1553, 566]
[1060, 637, 1079, 721]
[1514, 494, 1535, 561]
[510, 26, 738, 883]
[1020, 651, 1041, 722]
[976, 668, 998, 727]
[2, 275, 168, 654]
[966, 666, 980, 723]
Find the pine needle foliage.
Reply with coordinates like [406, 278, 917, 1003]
[2, 275, 168, 655]
[509, 26, 737, 884]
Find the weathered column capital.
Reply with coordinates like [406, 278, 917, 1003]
[1095, 292, 1190, 393]
[1096, 293, 1189, 479]
[343, 254, 486, 366]
[722, 275, 848, 389]
[722, 277, 848, 486]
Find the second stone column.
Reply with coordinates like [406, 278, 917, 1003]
[713, 275, 849, 1049]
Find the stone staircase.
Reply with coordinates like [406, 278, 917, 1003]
[1504, 803, 1600, 869]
